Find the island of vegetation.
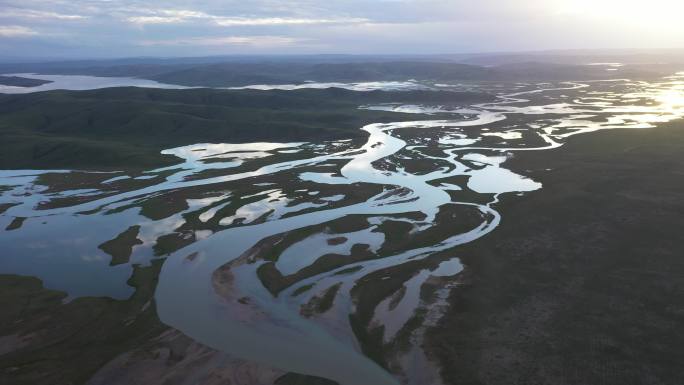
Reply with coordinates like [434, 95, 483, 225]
[0, 75, 52, 88]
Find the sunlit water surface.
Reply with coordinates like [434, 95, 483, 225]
[0, 73, 429, 93]
[0, 73, 190, 93]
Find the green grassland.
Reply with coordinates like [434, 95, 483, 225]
[427, 119, 684, 385]
[0, 87, 491, 170]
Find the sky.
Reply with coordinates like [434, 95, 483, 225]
[1, 0, 683, 59]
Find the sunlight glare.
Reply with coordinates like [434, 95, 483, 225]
[555, 0, 684, 25]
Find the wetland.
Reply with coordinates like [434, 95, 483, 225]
[1, 66, 684, 385]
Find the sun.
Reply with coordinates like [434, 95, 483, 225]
[554, 0, 684, 26]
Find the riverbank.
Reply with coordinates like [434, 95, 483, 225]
[427, 119, 684, 384]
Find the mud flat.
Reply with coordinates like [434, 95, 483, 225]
[427, 119, 684, 385]
[0, 266, 335, 385]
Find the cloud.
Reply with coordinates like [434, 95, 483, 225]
[0, 0, 682, 57]
[139, 35, 303, 47]
[124, 8, 368, 27]
[1, 8, 87, 20]
[0, 25, 39, 37]
[127, 16, 185, 25]
[212, 17, 369, 26]
[126, 9, 206, 24]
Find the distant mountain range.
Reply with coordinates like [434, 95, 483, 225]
[2, 50, 682, 87]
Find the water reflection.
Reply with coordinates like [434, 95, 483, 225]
[226, 81, 429, 91]
[0, 73, 430, 94]
[0, 73, 189, 94]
